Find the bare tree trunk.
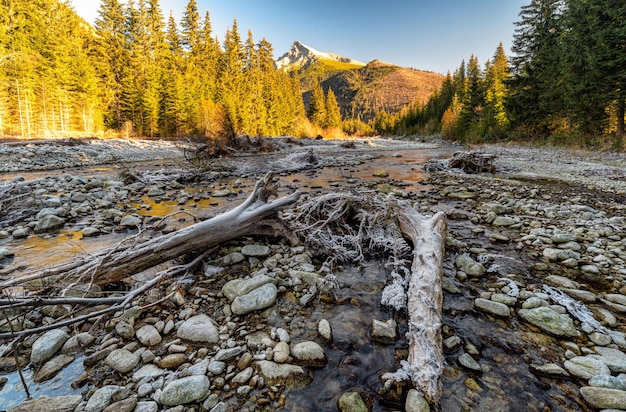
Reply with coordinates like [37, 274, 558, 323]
[0, 173, 300, 290]
[392, 200, 447, 405]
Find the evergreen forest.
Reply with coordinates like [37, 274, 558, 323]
[0, 0, 624, 149]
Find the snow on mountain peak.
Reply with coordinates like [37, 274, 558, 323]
[276, 40, 366, 70]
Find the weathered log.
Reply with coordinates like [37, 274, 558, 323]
[0, 172, 300, 290]
[392, 199, 447, 405]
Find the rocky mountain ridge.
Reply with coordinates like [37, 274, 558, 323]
[276, 41, 445, 121]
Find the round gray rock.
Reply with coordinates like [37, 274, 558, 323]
[291, 341, 327, 366]
[105, 348, 140, 373]
[176, 314, 219, 344]
[231, 283, 278, 315]
[31, 329, 70, 364]
[159, 375, 210, 406]
[135, 325, 162, 346]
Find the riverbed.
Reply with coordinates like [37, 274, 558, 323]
[1, 137, 626, 412]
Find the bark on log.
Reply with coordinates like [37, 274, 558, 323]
[0, 172, 300, 290]
[392, 199, 447, 405]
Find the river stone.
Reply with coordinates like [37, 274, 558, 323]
[522, 296, 547, 309]
[604, 294, 626, 306]
[82, 227, 101, 237]
[232, 366, 254, 384]
[518, 307, 580, 337]
[120, 215, 142, 227]
[105, 348, 140, 373]
[147, 186, 165, 197]
[318, 319, 333, 343]
[564, 355, 611, 379]
[0, 247, 13, 259]
[241, 244, 271, 257]
[492, 216, 516, 226]
[33, 354, 74, 382]
[589, 375, 626, 391]
[8, 395, 82, 412]
[135, 325, 161, 346]
[254, 360, 309, 385]
[85, 385, 125, 412]
[593, 346, 626, 373]
[31, 329, 70, 364]
[157, 353, 188, 369]
[214, 346, 245, 361]
[115, 320, 135, 340]
[405, 389, 430, 412]
[273, 341, 290, 363]
[491, 293, 517, 306]
[34, 214, 65, 232]
[231, 283, 278, 315]
[176, 314, 219, 344]
[338, 391, 368, 412]
[543, 275, 580, 289]
[529, 363, 570, 378]
[222, 275, 275, 301]
[458, 353, 482, 372]
[103, 396, 137, 412]
[132, 364, 165, 381]
[212, 188, 236, 197]
[62, 332, 95, 353]
[552, 233, 577, 243]
[291, 341, 327, 366]
[159, 375, 210, 406]
[455, 256, 486, 277]
[12, 227, 30, 239]
[580, 386, 626, 410]
[208, 360, 226, 375]
[474, 298, 510, 317]
[370, 318, 398, 343]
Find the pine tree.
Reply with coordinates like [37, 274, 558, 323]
[455, 55, 485, 139]
[218, 20, 247, 137]
[161, 12, 186, 136]
[307, 79, 326, 127]
[508, 0, 566, 135]
[95, 0, 128, 130]
[483, 43, 510, 138]
[325, 88, 342, 128]
[561, 0, 626, 136]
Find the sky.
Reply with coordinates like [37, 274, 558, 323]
[72, 0, 528, 74]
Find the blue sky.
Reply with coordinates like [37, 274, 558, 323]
[73, 0, 527, 74]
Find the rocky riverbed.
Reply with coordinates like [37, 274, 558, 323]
[0, 137, 626, 412]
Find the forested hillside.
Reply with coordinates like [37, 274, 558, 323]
[0, 0, 305, 140]
[392, 0, 625, 146]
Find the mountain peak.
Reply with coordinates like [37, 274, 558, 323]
[276, 40, 366, 70]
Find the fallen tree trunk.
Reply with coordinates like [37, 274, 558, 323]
[392, 200, 447, 405]
[0, 172, 300, 290]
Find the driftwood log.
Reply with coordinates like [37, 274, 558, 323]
[0, 172, 300, 290]
[393, 200, 447, 405]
